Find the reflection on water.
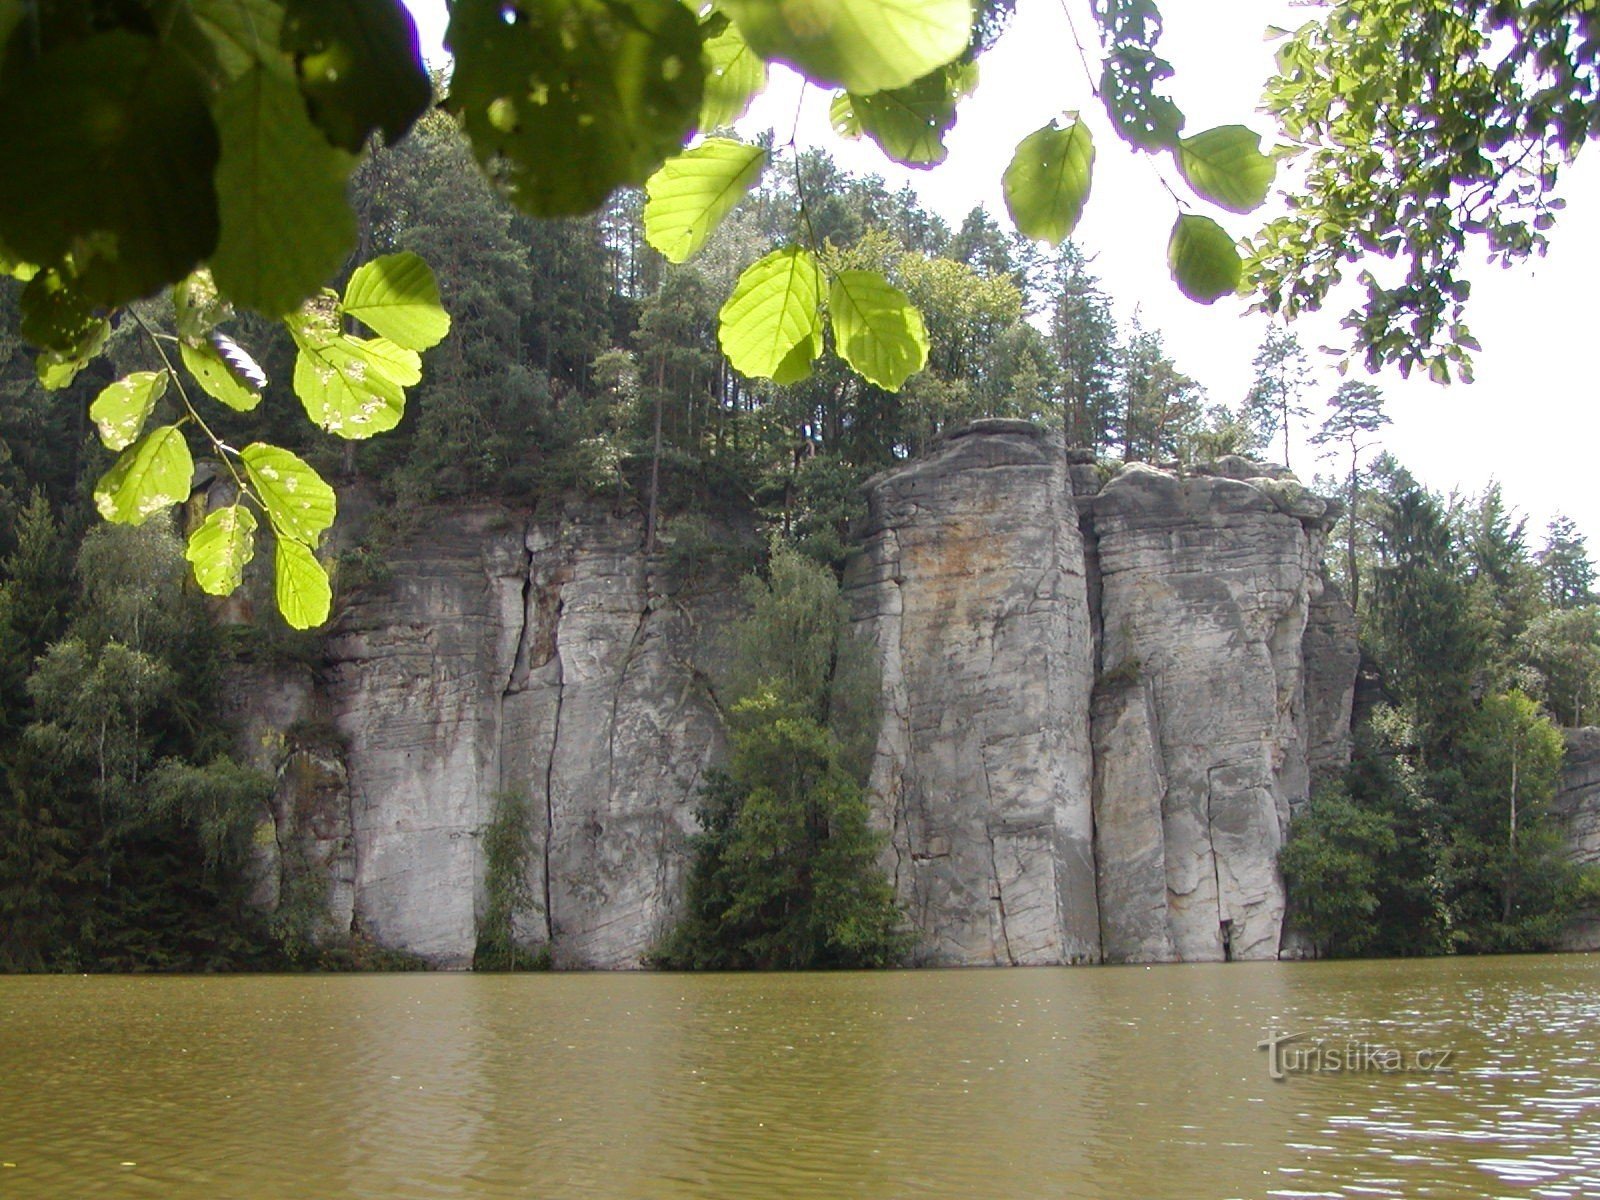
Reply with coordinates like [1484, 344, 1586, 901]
[1, 956, 1597, 1199]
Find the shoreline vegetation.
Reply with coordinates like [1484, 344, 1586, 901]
[3, 117, 1596, 974]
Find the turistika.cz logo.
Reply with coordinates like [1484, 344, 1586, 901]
[1256, 1031, 1457, 1080]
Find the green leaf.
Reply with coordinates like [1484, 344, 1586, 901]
[0, 31, 221, 306]
[1100, 48, 1184, 151]
[18, 269, 108, 357]
[280, 0, 432, 153]
[341, 251, 452, 350]
[174, 269, 232, 343]
[643, 139, 767, 264]
[290, 326, 420, 438]
[154, 0, 286, 84]
[241, 442, 337, 547]
[717, 247, 826, 381]
[1167, 214, 1242, 304]
[828, 269, 928, 391]
[274, 537, 332, 629]
[447, 0, 704, 218]
[1003, 116, 1095, 245]
[1175, 125, 1275, 214]
[699, 14, 767, 130]
[93, 426, 194, 526]
[90, 372, 170, 451]
[185, 504, 258, 596]
[831, 59, 977, 168]
[210, 64, 357, 315]
[719, 0, 973, 95]
[771, 328, 823, 386]
[180, 336, 265, 412]
[37, 349, 100, 391]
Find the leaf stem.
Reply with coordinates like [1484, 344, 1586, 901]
[129, 309, 254, 510]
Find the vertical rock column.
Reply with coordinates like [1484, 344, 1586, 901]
[499, 516, 729, 968]
[324, 508, 531, 966]
[846, 420, 1100, 965]
[1089, 465, 1325, 961]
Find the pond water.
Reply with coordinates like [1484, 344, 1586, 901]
[2, 955, 1598, 1199]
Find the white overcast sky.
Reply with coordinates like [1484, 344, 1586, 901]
[401, 1, 1599, 546]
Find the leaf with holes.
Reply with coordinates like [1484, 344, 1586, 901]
[1003, 116, 1095, 245]
[719, 0, 972, 95]
[274, 537, 332, 629]
[829, 269, 928, 391]
[90, 372, 170, 451]
[287, 296, 421, 438]
[717, 247, 826, 381]
[1175, 125, 1275, 214]
[281, 0, 431, 153]
[831, 59, 977, 168]
[185, 504, 258, 596]
[447, 0, 703, 218]
[181, 336, 265, 412]
[341, 251, 451, 350]
[1168, 214, 1242, 304]
[241, 442, 337, 547]
[94, 426, 194, 526]
[644, 139, 766, 263]
[699, 13, 766, 130]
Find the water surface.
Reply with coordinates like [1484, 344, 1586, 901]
[2, 956, 1598, 1199]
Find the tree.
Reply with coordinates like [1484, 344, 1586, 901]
[1515, 607, 1600, 728]
[1046, 242, 1120, 452]
[1369, 474, 1487, 759]
[1117, 322, 1205, 463]
[1249, 0, 1600, 380]
[1444, 690, 1569, 949]
[1242, 325, 1311, 469]
[657, 544, 905, 968]
[1309, 380, 1389, 612]
[1279, 781, 1399, 957]
[1540, 514, 1596, 609]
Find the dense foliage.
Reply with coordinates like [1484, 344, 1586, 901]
[1, 25, 1596, 967]
[655, 544, 908, 969]
[1282, 455, 1600, 957]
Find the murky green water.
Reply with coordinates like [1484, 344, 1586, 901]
[2, 956, 1597, 1199]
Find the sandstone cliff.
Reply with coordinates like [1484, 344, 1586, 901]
[231, 422, 1359, 967]
[1554, 727, 1600, 951]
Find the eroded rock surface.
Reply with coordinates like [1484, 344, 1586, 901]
[226, 424, 1357, 967]
[1087, 462, 1335, 962]
[846, 422, 1099, 964]
[1555, 728, 1600, 951]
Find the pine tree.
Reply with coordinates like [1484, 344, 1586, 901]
[1539, 514, 1596, 609]
[1242, 325, 1311, 469]
[1309, 380, 1389, 612]
[1045, 243, 1120, 452]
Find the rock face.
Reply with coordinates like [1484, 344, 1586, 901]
[1555, 728, 1600, 951]
[844, 422, 1098, 965]
[1086, 463, 1334, 962]
[230, 423, 1356, 967]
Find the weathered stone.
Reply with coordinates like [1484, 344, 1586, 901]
[1090, 463, 1321, 961]
[222, 424, 1358, 969]
[1302, 577, 1359, 799]
[846, 422, 1099, 965]
[1555, 728, 1600, 951]
[1091, 676, 1177, 963]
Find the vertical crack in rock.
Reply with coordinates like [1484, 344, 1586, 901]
[1206, 765, 1225, 957]
[540, 593, 565, 943]
[979, 744, 1017, 966]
